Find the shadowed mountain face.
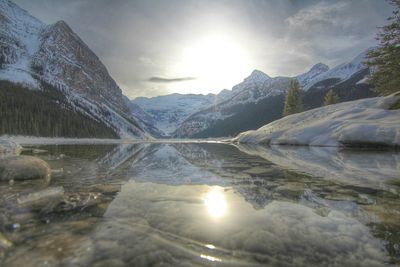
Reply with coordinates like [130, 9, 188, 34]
[0, 0, 149, 139]
[1, 143, 399, 266]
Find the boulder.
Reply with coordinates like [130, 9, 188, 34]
[0, 156, 51, 181]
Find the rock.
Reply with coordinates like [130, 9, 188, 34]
[92, 184, 121, 195]
[16, 187, 65, 214]
[17, 187, 64, 206]
[0, 140, 22, 157]
[0, 156, 51, 181]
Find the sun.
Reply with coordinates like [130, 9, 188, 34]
[171, 34, 253, 94]
[203, 187, 228, 218]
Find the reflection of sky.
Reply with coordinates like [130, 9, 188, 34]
[203, 187, 227, 218]
[101, 181, 388, 266]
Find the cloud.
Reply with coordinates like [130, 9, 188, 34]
[148, 77, 197, 83]
[286, 1, 352, 33]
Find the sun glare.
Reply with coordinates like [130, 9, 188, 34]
[204, 187, 228, 218]
[171, 34, 253, 94]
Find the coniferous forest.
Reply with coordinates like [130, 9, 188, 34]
[0, 80, 118, 138]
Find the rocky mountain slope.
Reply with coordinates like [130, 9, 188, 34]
[0, 0, 150, 139]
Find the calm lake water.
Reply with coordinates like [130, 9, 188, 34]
[0, 143, 399, 266]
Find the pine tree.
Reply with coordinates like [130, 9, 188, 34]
[367, 0, 400, 95]
[283, 79, 303, 116]
[323, 89, 340, 106]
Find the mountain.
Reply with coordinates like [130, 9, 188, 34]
[0, 0, 150, 139]
[302, 50, 371, 90]
[131, 93, 219, 135]
[296, 63, 330, 87]
[172, 72, 290, 137]
[125, 99, 166, 138]
[173, 50, 375, 138]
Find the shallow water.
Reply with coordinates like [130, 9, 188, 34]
[0, 143, 399, 266]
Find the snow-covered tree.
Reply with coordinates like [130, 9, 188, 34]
[367, 0, 400, 95]
[323, 90, 340, 106]
[283, 79, 303, 116]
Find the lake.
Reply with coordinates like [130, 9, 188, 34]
[0, 143, 399, 266]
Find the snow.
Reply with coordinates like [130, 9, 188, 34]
[0, 0, 44, 87]
[234, 93, 400, 147]
[303, 49, 371, 90]
[132, 93, 217, 135]
[296, 63, 329, 88]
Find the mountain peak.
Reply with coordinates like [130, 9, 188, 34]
[310, 63, 329, 72]
[296, 62, 330, 88]
[249, 69, 270, 80]
[242, 69, 271, 85]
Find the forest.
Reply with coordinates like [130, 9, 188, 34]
[0, 80, 119, 138]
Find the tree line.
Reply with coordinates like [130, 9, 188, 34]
[0, 80, 119, 138]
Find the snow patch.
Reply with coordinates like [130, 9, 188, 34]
[234, 93, 400, 147]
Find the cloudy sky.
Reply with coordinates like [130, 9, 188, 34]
[15, 0, 393, 98]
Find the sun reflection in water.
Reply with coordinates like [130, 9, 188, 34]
[204, 187, 227, 218]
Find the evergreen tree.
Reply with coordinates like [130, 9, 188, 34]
[323, 89, 340, 105]
[367, 0, 400, 95]
[283, 79, 303, 116]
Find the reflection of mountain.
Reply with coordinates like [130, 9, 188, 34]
[127, 144, 226, 186]
[97, 143, 145, 170]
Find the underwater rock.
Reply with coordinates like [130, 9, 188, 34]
[0, 156, 51, 181]
[0, 232, 13, 249]
[17, 187, 65, 214]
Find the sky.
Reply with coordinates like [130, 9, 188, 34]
[14, 0, 394, 99]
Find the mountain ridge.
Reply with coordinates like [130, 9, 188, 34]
[0, 0, 150, 139]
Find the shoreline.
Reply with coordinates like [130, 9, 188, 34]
[0, 135, 229, 146]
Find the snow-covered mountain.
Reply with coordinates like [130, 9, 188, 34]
[303, 50, 371, 90]
[131, 93, 219, 135]
[296, 63, 330, 88]
[173, 50, 373, 138]
[0, 0, 150, 139]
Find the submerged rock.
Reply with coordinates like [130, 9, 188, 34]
[0, 140, 22, 157]
[0, 232, 12, 249]
[16, 187, 65, 214]
[0, 156, 51, 181]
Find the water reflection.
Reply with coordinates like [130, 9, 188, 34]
[203, 187, 227, 218]
[0, 143, 399, 266]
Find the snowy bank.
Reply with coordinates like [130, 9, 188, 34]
[234, 93, 400, 147]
